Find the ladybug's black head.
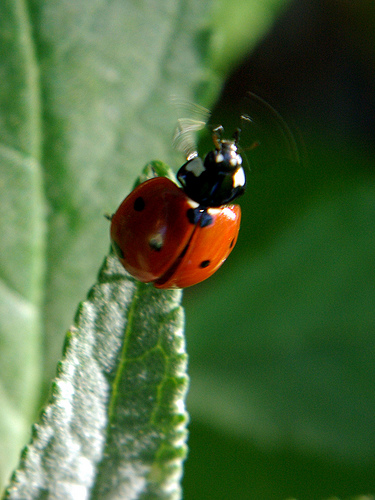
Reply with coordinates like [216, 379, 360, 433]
[177, 127, 246, 208]
[207, 136, 242, 172]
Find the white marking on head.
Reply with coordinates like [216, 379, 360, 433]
[185, 157, 205, 177]
[215, 153, 224, 163]
[233, 167, 246, 188]
[229, 153, 242, 166]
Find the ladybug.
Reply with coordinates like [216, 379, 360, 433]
[110, 127, 245, 289]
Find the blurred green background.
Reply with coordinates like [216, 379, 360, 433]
[182, 1, 375, 498]
[1, 0, 375, 497]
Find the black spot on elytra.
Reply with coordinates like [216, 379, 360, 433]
[134, 197, 145, 211]
[200, 260, 210, 268]
[186, 207, 213, 227]
[229, 238, 235, 249]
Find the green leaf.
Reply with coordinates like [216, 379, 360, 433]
[0, 0, 45, 482]
[4, 250, 188, 499]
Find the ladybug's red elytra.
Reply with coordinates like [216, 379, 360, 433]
[110, 127, 245, 289]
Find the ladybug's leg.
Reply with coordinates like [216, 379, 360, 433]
[232, 128, 241, 145]
[186, 205, 213, 228]
[212, 125, 224, 150]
